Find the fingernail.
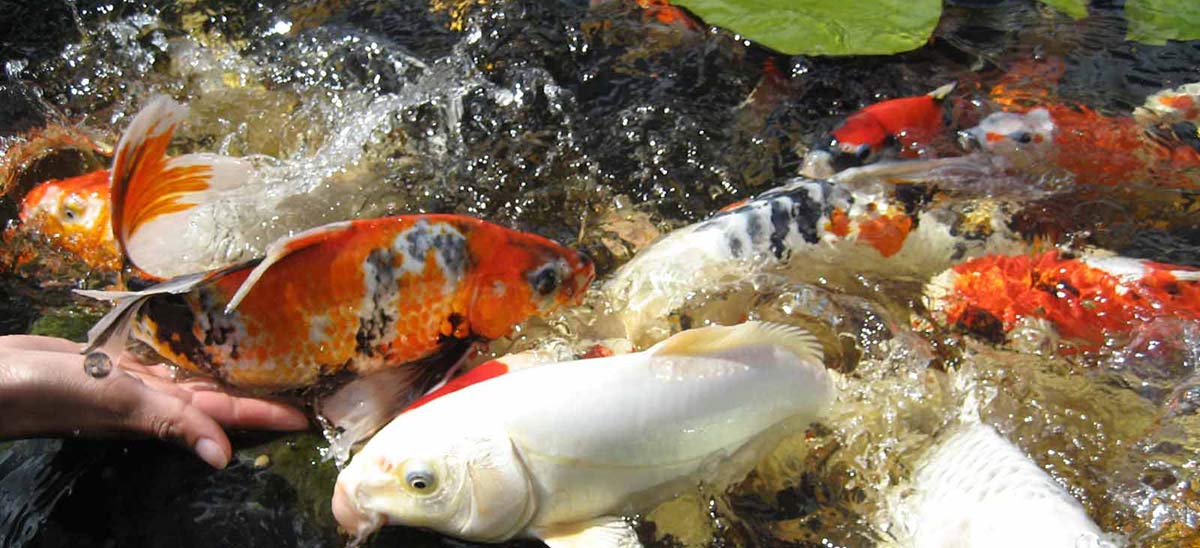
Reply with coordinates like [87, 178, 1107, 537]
[195, 438, 228, 469]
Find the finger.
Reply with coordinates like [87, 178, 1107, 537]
[121, 385, 234, 469]
[125, 369, 309, 431]
[188, 391, 311, 431]
[0, 335, 85, 353]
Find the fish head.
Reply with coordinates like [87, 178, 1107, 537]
[959, 108, 1055, 154]
[467, 227, 595, 339]
[17, 170, 117, 266]
[333, 416, 535, 542]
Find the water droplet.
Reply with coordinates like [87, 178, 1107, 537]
[84, 352, 112, 378]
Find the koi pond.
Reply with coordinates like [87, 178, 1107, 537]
[3, 0, 1200, 546]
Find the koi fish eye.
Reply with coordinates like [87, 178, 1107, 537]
[531, 266, 560, 296]
[853, 144, 872, 161]
[1011, 131, 1033, 144]
[61, 196, 86, 223]
[404, 464, 437, 494]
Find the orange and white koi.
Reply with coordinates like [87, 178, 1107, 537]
[605, 176, 1023, 343]
[924, 251, 1200, 348]
[962, 103, 1200, 187]
[79, 96, 595, 397]
[16, 169, 119, 271]
[802, 83, 956, 177]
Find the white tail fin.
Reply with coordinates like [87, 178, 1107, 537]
[110, 96, 252, 279]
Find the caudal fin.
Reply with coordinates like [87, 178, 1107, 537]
[77, 270, 216, 359]
[110, 96, 251, 279]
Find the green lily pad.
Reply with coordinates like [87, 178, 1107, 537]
[1126, 0, 1200, 45]
[670, 0, 942, 56]
[1039, 0, 1088, 20]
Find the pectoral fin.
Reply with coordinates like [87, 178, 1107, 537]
[535, 517, 642, 548]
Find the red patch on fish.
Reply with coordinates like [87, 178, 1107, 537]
[832, 95, 945, 157]
[404, 359, 511, 411]
[938, 252, 1200, 347]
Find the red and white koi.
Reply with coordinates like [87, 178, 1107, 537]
[332, 322, 833, 544]
[79, 96, 595, 404]
[924, 251, 1200, 349]
[802, 83, 956, 178]
[605, 176, 1024, 343]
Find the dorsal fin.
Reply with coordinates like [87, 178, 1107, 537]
[652, 321, 824, 364]
[224, 220, 356, 312]
[927, 82, 957, 101]
[110, 96, 252, 279]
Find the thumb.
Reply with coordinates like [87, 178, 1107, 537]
[122, 383, 234, 469]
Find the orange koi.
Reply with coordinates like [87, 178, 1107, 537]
[17, 169, 119, 271]
[80, 96, 595, 396]
[924, 251, 1200, 348]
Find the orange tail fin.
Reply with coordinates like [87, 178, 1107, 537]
[110, 95, 251, 278]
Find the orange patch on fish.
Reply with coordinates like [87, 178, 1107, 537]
[856, 212, 912, 257]
[825, 208, 851, 237]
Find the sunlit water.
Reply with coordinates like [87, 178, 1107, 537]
[2, 0, 1200, 546]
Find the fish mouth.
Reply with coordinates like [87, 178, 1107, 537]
[332, 481, 385, 539]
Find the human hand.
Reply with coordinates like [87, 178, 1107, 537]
[0, 335, 310, 469]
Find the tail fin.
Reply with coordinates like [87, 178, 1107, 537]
[927, 82, 957, 101]
[77, 270, 213, 359]
[110, 96, 252, 279]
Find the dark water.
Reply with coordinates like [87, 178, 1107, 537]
[2, 0, 1200, 546]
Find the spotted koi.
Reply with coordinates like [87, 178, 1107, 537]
[79, 96, 595, 395]
[605, 176, 1023, 343]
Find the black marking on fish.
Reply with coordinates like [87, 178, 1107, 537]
[436, 313, 468, 344]
[728, 233, 744, 258]
[746, 211, 764, 244]
[894, 184, 934, 217]
[403, 220, 468, 279]
[356, 248, 398, 358]
[768, 199, 793, 259]
[955, 306, 1006, 345]
[142, 293, 218, 376]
